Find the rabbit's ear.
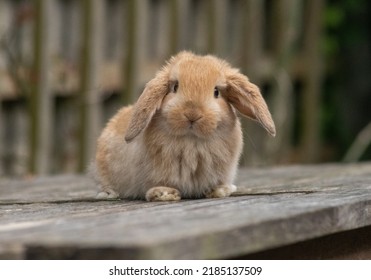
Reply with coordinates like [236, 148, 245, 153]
[125, 68, 169, 142]
[224, 71, 276, 137]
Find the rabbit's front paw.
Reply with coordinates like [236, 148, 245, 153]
[96, 190, 119, 199]
[205, 184, 237, 198]
[145, 186, 181, 202]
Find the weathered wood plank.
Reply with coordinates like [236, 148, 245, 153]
[0, 163, 370, 259]
[0, 175, 95, 204]
[241, 225, 371, 260]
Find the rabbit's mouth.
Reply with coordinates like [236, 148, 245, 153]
[166, 115, 218, 139]
[160, 101, 220, 139]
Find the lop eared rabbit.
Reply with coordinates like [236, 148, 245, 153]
[94, 51, 275, 201]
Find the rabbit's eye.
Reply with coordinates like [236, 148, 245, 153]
[214, 87, 220, 98]
[171, 81, 179, 93]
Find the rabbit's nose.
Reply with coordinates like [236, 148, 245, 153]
[184, 112, 202, 124]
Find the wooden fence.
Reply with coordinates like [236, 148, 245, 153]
[0, 0, 324, 177]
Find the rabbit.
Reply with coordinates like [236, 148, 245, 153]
[93, 51, 276, 201]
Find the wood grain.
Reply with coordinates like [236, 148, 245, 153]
[0, 163, 370, 259]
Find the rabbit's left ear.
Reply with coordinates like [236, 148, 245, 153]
[224, 70, 276, 137]
[125, 68, 169, 142]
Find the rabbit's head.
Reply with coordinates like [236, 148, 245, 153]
[125, 51, 275, 142]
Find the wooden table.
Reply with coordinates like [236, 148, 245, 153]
[0, 163, 370, 259]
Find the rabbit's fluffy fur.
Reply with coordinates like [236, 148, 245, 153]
[93, 51, 275, 201]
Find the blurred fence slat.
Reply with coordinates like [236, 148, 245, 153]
[2, 101, 29, 176]
[168, 0, 179, 54]
[122, 0, 148, 105]
[0, 101, 2, 176]
[207, 0, 227, 56]
[78, 0, 104, 171]
[29, 0, 53, 175]
[0, 0, 326, 176]
[238, 0, 265, 165]
[265, 0, 303, 163]
[300, 0, 324, 162]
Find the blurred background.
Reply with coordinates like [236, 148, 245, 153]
[0, 0, 370, 177]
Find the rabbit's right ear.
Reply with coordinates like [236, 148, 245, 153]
[125, 68, 170, 143]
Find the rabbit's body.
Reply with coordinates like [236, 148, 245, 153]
[96, 105, 242, 199]
[94, 52, 275, 201]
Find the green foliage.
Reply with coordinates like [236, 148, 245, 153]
[322, 0, 371, 161]
[322, 5, 344, 55]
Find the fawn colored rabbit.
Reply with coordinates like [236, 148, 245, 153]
[93, 51, 275, 201]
